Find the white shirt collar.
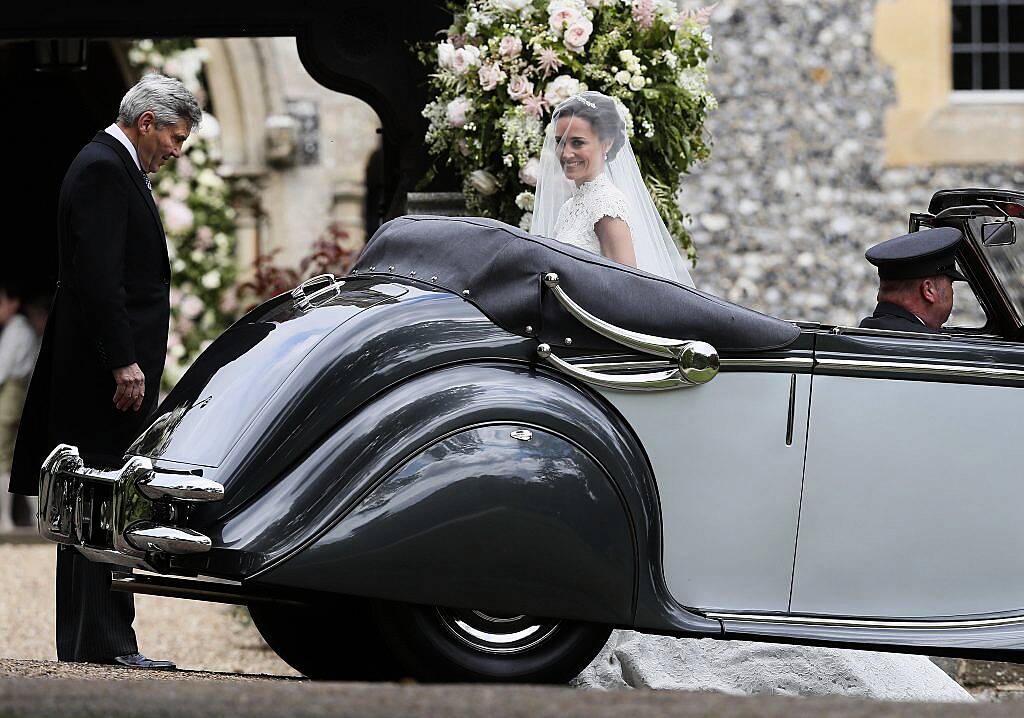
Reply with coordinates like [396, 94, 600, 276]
[104, 123, 142, 172]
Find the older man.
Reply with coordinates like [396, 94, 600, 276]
[859, 227, 966, 333]
[10, 74, 201, 669]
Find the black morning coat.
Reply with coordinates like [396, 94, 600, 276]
[858, 301, 939, 334]
[9, 132, 170, 495]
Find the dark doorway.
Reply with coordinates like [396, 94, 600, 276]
[0, 40, 130, 296]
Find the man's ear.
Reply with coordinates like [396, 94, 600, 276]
[137, 110, 156, 134]
[920, 277, 938, 304]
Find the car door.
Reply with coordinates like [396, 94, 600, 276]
[595, 334, 814, 612]
[791, 329, 1024, 618]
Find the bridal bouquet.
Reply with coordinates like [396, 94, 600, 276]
[419, 0, 716, 260]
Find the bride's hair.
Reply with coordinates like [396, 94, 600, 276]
[552, 93, 626, 160]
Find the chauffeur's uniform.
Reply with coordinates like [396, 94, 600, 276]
[859, 302, 940, 333]
[858, 227, 966, 334]
[10, 125, 170, 663]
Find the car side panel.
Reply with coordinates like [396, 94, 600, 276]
[599, 370, 811, 612]
[794, 374, 1024, 617]
[258, 424, 636, 624]
[793, 330, 1024, 618]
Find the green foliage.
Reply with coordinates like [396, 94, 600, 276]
[419, 0, 716, 259]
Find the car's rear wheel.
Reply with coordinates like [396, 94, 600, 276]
[373, 600, 611, 683]
[248, 597, 404, 680]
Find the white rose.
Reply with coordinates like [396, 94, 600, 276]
[519, 212, 534, 230]
[515, 190, 535, 211]
[507, 75, 535, 101]
[437, 41, 456, 69]
[478, 62, 506, 91]
[563, 17, 593, 52]
[465, 21, 478, 36]
[494, 0, 530, 11]
[615, 70, 632, 85]
[499, 35, 523, 59]
[544, 74, 582, 106]
[468, 169, 500, 196]
[201, 270, 221, 289]
[629, 74, 646, 91]
[518, 157, 540, 187]
[446, 97, 472, 127]
[618, 49, 635, 62]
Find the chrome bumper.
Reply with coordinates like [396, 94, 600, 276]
[38, 444, 223, 571]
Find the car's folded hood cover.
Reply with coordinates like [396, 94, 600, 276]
[352, 216, 800, 353]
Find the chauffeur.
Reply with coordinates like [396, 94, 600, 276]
[9, 75, 200, 671]
[859, 227, 966, 333]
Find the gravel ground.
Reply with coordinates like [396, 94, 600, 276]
[0, 543, 299, 677]
[0, 676, 1023, 718]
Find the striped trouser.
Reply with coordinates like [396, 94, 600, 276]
[55, 546, 138, 662]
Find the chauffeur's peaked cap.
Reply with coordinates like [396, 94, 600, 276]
[865, 227, 967, 281]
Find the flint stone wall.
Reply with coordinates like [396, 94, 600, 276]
[684, 0, 1024, 327]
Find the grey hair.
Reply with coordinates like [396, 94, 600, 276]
[117, 73, 202, 131]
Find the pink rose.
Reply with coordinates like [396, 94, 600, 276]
[160, 198, 194, 234]
[499, 35, 523, 59]
[549, 6, 581, 31]
[446, 97, 472, 127]
[507, 75, 535, 101]
[563, 17, 593, 52]
[451, 45, 481, 75]
[518, 157, 540, 187]
[478, 62, 507, 91]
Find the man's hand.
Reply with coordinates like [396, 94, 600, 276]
[112, 363, 145, 412]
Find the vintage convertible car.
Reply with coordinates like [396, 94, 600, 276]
[36, 188, 1024, 682]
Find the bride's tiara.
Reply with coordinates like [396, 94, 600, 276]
[570, 93, 597, 109]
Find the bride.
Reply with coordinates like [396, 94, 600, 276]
[530, 91, 694, 287]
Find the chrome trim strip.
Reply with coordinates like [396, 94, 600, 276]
[816, 358, 1024, 382]
[828, 325, 953, 341]
[719, 357, 815, 371]
[708, 611, 1024, 630]
[575, 357, 814, 374]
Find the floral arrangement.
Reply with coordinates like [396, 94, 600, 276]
[419, 0, 716, 261]
[128, 40, 240, 389]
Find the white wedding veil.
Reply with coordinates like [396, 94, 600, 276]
[530, 91, 694, 287]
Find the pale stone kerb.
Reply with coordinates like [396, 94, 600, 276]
[874, 0, 1024, 166]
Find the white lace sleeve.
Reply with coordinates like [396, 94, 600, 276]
[588, 183, 631, 230]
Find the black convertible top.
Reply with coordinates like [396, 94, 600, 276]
[352, 216, 800, 353]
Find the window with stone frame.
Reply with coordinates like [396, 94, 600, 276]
[952, 0, 1024, 90]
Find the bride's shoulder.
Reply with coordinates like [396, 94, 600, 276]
[587, 175, 629, 222]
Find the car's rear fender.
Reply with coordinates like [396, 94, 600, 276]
[198, 362, 717, 633]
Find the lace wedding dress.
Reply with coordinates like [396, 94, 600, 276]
[552, 173, 631, 256]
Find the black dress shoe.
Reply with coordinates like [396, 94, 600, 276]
[111, 653, 177, 670]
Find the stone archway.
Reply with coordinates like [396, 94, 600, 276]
[198, 37, 383, 274]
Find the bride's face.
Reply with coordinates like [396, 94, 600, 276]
[555, 115, 608, 185]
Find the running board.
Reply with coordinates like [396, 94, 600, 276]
[709, 611, 1024, 659]
[110, 573, 305, 607]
